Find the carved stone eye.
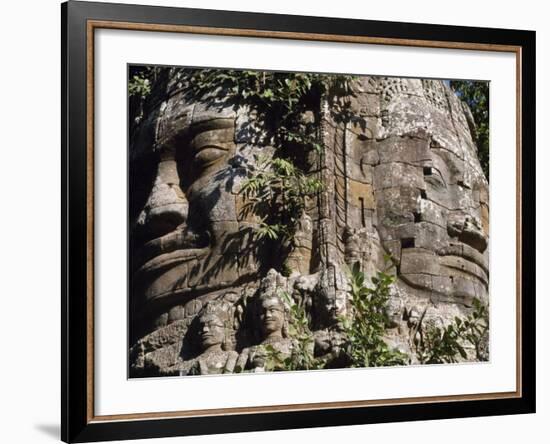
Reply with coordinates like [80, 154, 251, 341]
[424, 167, 447, 189]
[193, 146, 227, 167]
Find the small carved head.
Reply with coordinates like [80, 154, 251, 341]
[259, 294, 287, 338]
[197, 312, 226, 350]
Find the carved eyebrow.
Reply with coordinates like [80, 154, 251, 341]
[428, 146, 465, 181]
[190, 126, 235, 150]
[193, 144, 230, 153]
[190, 117, 234, 134]
[201, 321, 224, 327]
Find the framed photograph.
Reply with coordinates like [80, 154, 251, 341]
[62, 0, 535, 442]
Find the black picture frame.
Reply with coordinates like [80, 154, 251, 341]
[61, 1, 536, 442]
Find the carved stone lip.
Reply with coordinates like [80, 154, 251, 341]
[135, 247, 210, 278]
[439, 254, 489, 287]
[201, 334, 215, 340]
[134, 228, 210, 271]
[437, 243, 489, 276]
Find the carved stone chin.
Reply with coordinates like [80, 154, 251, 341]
[237, 337, 295, 373]
[129, 68, 489, 377]
[185, 349, 239, 376]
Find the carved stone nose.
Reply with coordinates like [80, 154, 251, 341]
[137, 158, 188, 239]
[447, 213, 488, 253]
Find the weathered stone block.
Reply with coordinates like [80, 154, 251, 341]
[348, 180, 375, 209]
[400, 248, 440, 275]
[377, 137, 431, 165]
[400, 273, 433, 290]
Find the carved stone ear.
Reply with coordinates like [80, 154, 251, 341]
[222, 324, 229, 351]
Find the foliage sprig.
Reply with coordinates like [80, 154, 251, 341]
[341, 261, 408, 367]
[414, 298, 489, 364]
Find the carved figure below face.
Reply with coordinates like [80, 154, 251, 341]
[198, 313, 225, 351]
[235, 278, 296, 372]
[315, 265, 349, 328]
[259, 296, 286, 341]
[178, 309, 238, 376]
[321, 290, 347, 326]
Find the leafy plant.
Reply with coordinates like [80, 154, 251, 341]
[239, 155, 323, 245]
[340, 261, 408, 367]
[450, 80, 489, 180]
[128, 66, 162, 129]
[128, 74, 151, 99]
[182, 69, 356, 152]
[247, 266, 490, 372]
[264, 260, 410, 371]
[414, 298, 489, 364]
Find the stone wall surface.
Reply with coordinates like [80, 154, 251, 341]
[129, 71, 489, 377]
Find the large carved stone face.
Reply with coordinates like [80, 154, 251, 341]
[384, 146, 489, 303]
[351, 78, 489, 306]
[130, 87, 264, 328]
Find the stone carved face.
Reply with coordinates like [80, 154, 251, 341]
[389, 143, 489, 304]
[197, 313, 226, 350]
[259, 296, 285, 338]
[317, 286, 348, 327]
[348, 78, 489, 305]
[313, 265, 349, 328]
[325, 290, 348, 325]
[130, 86, 266, 331]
